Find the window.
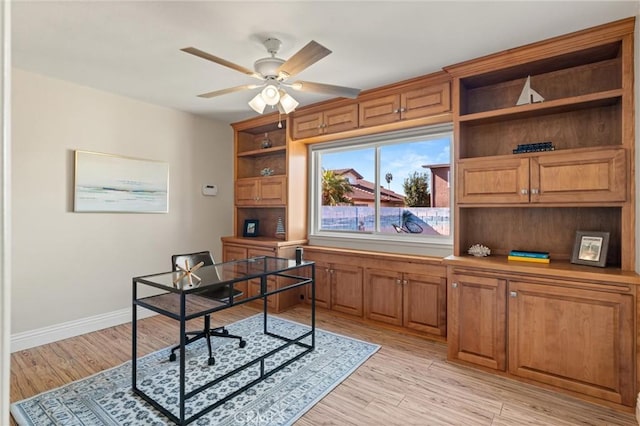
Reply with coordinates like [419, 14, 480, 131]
[310, 125, 453, 246]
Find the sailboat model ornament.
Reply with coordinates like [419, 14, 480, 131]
[516, 76, 545, 105]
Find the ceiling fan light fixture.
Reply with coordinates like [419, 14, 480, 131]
[248, 92, 267, 114]
[278, 90, 299, 114]
[261, 84, 280, 106]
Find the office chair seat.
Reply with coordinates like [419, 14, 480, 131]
[169, 251, 246, 366]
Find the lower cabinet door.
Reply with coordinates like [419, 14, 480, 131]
[508, 280, 635, 406]
[306, 260, 331, 309]
[403, 273, 446, 336]
[448, 273, 507, 371]
[331, 264, 363, 316]
[364, 268, 403, 326]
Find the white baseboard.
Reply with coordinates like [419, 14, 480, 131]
[11, 307, 157, 352]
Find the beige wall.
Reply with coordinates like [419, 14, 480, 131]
[11, 69, 233, 334]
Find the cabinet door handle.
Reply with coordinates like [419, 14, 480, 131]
[403, 280, 408, 285]
[520, 189, 528, 195]
[393, 108, 400, 114]
[531, 188, 539, 195]
[396, 279, 402, 285]
[510, 291, 517, 298]
[400, 107, 406, 113]
[452, 282, 458, 288]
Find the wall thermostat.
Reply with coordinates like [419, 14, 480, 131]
[202, 184, 218, 196]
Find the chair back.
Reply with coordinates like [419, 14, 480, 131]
[171, 251, 242, 301]
[172, 251, 214, 271]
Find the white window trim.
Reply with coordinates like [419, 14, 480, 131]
[308, 125, 454, 257]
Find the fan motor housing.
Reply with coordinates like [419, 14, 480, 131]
[254, 57, 285, 78]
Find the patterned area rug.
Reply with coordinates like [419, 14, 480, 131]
[11, 315, 380, 425]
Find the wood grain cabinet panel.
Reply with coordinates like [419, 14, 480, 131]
[508, 280, 635, 406]
[359, 82, 450, 128]
[304, 260, 332, 309]
[403, 273, 447, 336]
[221, 241, 304, 313]
[365, 269, 446, 336]
[457, 157, 530, 204]
[330, 264, 364, 317]
[457, 147, 626, 205]
[448, 273, 507, 371]
[292, 104, 358, 139]
[235, 176, 286, 206]
[365, 269, 403, 326]
[532, 148, 626, 203]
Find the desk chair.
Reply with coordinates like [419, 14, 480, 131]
[169, 251, 246, 366]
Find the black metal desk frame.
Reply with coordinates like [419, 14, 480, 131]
[131, 257, 315, 425]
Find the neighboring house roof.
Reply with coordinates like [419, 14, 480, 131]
[331, 168, 364, 179]
[422, 163, 450, 170]
[331, 169, 405, 203]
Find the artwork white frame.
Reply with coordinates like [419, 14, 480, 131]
[74, 150, 169, 213]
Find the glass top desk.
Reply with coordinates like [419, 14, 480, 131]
[132, 256, 315, 425]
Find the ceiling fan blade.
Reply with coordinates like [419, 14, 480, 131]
[197, 84, 260, 99]
[292, 81, 361, 99]
[277, 41, 331, 78]
[181, 47, 262, 80]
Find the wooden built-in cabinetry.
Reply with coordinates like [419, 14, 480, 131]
[231, 113, 307, 242]
[290, 72, 452, 143]
[222, 16, 638, 411]
[222, 237, 307, 313]
[291, 103, 358, 139]
[358, 81, 450, 127]
[224, 113, 309, 313]
[445, 18, 635, 268]
[447, 258, 636, 407]
[304, 246, 447, 339]
[365, 269, 446, 335]
[444, 17, 637, 409]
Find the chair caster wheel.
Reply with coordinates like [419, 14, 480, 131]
[169, 353, 176, 362]
[221, 329, 229, 336]
[208, 357, 215, 366]
[239, 340, 247, 348]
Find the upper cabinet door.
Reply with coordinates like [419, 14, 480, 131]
[359, 94, 401, 127]
[457, 157, 530, 204]
[291, 111, 324, 139]
[323, 104, 358, 134]
[531, 147, 626, 203]
[400, 82, 451, 120]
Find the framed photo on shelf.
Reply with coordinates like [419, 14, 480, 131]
[571, 231, 609, 267]
[243, 219, 259, 237]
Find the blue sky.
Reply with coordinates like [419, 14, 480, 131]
[321, 137, 451, 195]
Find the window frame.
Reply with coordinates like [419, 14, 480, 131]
[308, 124, 454, 255]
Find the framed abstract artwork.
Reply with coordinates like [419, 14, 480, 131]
[74, 150, 169, 213]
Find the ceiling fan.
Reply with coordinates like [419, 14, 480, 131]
[181, 38, 361, 114]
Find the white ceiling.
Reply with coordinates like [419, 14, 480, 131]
[11, 1, 639, 124]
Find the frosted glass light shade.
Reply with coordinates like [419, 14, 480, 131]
[261, 84, 280, 106]
[278, 90, 299, 114]
[248, 93, 267, 113]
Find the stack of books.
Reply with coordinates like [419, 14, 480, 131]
[512, 141, 554, 154]
[508, 250, 550, 263]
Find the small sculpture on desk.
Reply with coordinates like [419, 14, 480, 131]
[260, 167, 274, 176]
[173, 259, 204, 287]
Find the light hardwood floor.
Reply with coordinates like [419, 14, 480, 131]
[10, 305, 638, 425]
